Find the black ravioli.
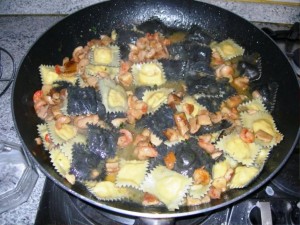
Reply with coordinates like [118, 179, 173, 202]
[70, 143, 105, 181]
[159, 59, 187, 81]
[136, 105, 175, 141]
[187, 25, 214, 45]
[96, 92, 106, 119]
[167, 41, 211, 63]
[87, 124, 118, 159]
[184, 60, 214, 77]
[237, 53, 262, 81]
[196, 97, 223, 113]
[104, 112, 127, 124]
[186, 75, 236, 98]
[173, 138, 214, 176]
[67, 86, 98, 115]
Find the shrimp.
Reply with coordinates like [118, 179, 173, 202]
[55, 115, 71, 130]
[209, 112, 222, 124]
[212, 177, 227, 192]
[74, 115, 99, 129]
[233, 76, 249, 91]
[211, 50, 224, 67]
[118, 61, 133, 87]
[174, 112, 190, 136]
[239, 128, 255, 143]
[164, 151, 176, 170]
[189, 117, 201, 134]
[163, 127, 180, 142]
[128, 32, 170, 63]
[167, 93, 182, 109]
[117, 129, 133, 148]
[133, 145, 158, 160]
[127, 95, 148, 124]
[197, 114, 212, 126]
[224, 95, 243, 109]
[193, 167, 211, 185]
[142, 192, 160, 206]
[255, 129, 273, 143]
[208, 186, 222, 199]
[106, 160, 119, 174]
[198, 134, 216, 154]
[215, 64, 234, 82]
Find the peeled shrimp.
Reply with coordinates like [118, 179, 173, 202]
[127, 95, 148, 124]
[193, 168, 211, 185]
[133, 145, 158, 160]
[215, 64, 234, 82]
[198, 134, 216, 154]
[239, 128, 255, 143]
[117, 129, 133, 148]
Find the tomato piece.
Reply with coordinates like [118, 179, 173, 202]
[45, 133, 51, 143]
[33, 90, 43, 103]
[55, 65, 61, 74]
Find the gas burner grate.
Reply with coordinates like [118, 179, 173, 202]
[0, 47, 16, 97]
[262, 22, 300, 76]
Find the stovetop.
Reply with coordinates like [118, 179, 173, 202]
[32, 23, 300, 225]
[34, 147, 300, 225]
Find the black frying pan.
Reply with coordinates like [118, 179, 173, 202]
[12, 0, 300, 219]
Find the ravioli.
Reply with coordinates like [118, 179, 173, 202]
[88, 181, 129, 201]
[241, 111, 283, 147]
[132, 62, 166, 87]
[229, 165, 260, 188]
[141, 165, 192, 210]
[90, 45, 120, 67]
[212, 39, 245, 60]
[37, 123, 51, 150]
[99, 78, 128, 113]
[60, 134, 87, 161]
[39, 65, 77, 85]
[116, 160, 148, 189]
[188, 183, 211, 199]
[216, 133, 260, 166]
[238, 98, 267, 113]
[142, 88, 173, 114]
[176, 95, 207, 119]
[47, 121, 77, 145]
[50, 147, 75, 184]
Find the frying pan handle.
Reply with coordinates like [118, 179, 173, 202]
[257, 201, 273, 225]
[135, 218, 175, 225]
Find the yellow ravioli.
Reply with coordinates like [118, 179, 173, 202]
[141, 166, 192, 210]
[132, 62, 166, 87]
[116, 160, 148, 189]
[216, 133, 260, 166]
[88, 181, 129, 201]
[229, 166, 260, 188]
